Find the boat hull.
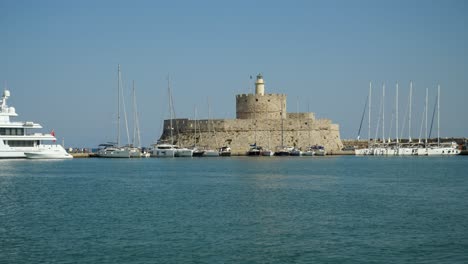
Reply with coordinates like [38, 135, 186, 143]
[302, 151, 314, 156]
[175, 149, 194, 157]
[203, 150, 219, 157]
[24, 151, 73, 159]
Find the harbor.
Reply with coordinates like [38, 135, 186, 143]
[2, 76, 466, 159]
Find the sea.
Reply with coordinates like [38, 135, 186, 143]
[1, 156, 467, 264]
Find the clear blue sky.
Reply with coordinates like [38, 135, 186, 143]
[1, 0, 467, 147]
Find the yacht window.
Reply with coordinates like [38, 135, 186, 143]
[6, 140, 35, 147]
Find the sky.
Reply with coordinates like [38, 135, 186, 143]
[1, 0, 467, 147]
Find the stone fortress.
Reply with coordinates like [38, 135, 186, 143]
[159, 74, 343, 155]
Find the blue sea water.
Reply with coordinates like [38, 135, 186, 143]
[1, 156, 467, 264]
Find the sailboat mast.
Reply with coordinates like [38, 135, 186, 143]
[308, 101, 311, 146]
[132, 81, 136, 147]
[437, 84, 440, 146]
[296, 97, 299, 147]
[194, 105, 197, 147]
[368, 81, 372, 142]
[382, 83, 385, 143]
[281, 103, 284, 147]
[396, 82, 399, 143]
[425, 88, 428, 145]
[117, 64, 121, 147]
[168, 76, 173, 146]
[409, 81, 412, 142]
[132, 81, 141, 148]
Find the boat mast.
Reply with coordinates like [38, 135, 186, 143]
[117, 64, 121, 147]
[168, 76, 173, 146]
[194, 105, 197, 147]
[368, 81, 372, 143]
[132, 81, 141, 148]
[207, 97, 218, 149]
[437, 84, 440, 146]
[425, 88, 428, 145]
[409, 81, 412, 142]
[121, 72, 130, 147]
[396, 82, 399, 144]
[296, 97, 299, 147]
[308, 101, 311, 146]
[281, 103, 284, 147]
[382, 83, 385, 143]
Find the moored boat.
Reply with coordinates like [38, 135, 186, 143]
[0, 89, 72, 159]
[290, 147, 302, 156]
[219, 146, 231, 156]
[24, 145, 73, 159]
[311, 145, 326, 156]
[274, 146, 292, 156]
[247, 144, 262, 156]
[261, 148, 274, 156]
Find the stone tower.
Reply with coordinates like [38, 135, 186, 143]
[236, 74, 287, 120]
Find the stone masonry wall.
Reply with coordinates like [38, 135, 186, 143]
[236, 93, 286, 120]
[160, 116, 343, 155]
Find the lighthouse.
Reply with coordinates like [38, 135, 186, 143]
[255, 73, 265, 95]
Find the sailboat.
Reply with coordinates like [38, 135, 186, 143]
[290, 99, 303, 156]
[129, 81, 149, 158]
[355, 82, 373, 155]
[426, 85, 460, 155]
[398, 81, 415, 155]
[247, 99, 262, 156]
[261, 130, 275, 156]
[414, 88, 430, 156]
[274, 103, 292, 156]
[191, 106, 205, 157]
[96, 65, 133, 158]
[372, 83, 387, 156]
[302, 102, 315, 156]
[203, 98, 219, 157]
[154, 76, 193, 157]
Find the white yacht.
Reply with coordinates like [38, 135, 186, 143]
[0, 90, 72, 159]
[203, 148, 220, 157]
[151, 143, 177, 157]
[290, 147, 302, 156]
[96, 143, 134, 158]
[96, 65, 139, 158]
[302, 146, 316, 156]
[311, 145, 326, 156]
[261, 148, 275, 156]
[427, 142, 460, 155]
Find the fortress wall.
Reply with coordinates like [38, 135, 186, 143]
[161, 117, 343, 154]
[236, 94, 286, 120]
